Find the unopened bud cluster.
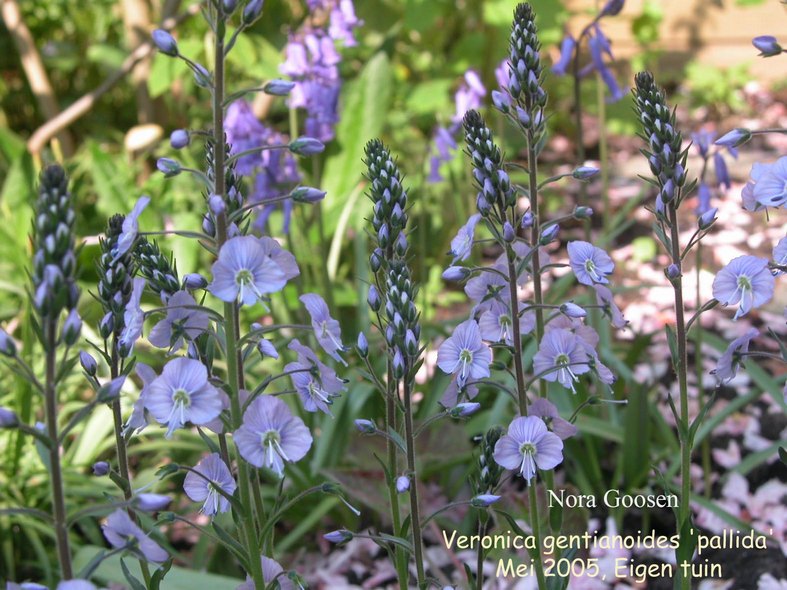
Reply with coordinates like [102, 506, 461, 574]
[203, 138, 245, 236]
[507, 3, 547, 137]
[474, 426, 505, 494]
[97, 215, 135, 341]
[634, 72, 689, 212]
[364, 140, 421, 378]
[463, 110, 513, 219]
[33, 166, 79, 321]
[135, 238, 180, 301]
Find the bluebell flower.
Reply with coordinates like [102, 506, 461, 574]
[209, 236, 289, 306]
[281, 30, 342, 143]
[300, 293, 346, 365]
[102, 509, 168, 562]
[225, 100, 269, 175]
[493, 416, 563, 483]
[144, 358, 223, 438]
[183, 453, 236, 516]
[327, 0, 362, 46]
[234, 395, 313, 476]
[567, 240, 615, 286]
[285, 339, 346, 415]
[714, 152, 731, 190]
[696, 182, 712, 216]
[712, 328, 758, 384]
[533, 328, 591, 392]
[712, 255, 775, 320]
[148, 291, 208, 353]
[436, 319, 492, 386]
[551, 35, 576, 76]
[587, 27, 626, 102]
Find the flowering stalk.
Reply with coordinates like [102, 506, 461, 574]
[208, 7, 265, 587]
[633, 71, 693, 590]
[363, 139, 425, 588]
[33, 165, 79, 580]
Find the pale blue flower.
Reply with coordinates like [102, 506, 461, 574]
[437, 319, 491, 386]
[148, 290, 209, 352]
[209, 236, 288, 306]
[112, 196, 150, 263]
[533, 328, 591, 392]
[234, 395, 312, 476]
[300, 293, 346, 364]
[449, 214, 482, 263]
[567, 241, 614, 286]
[713, 328, 758, 384]
[144, 358, 223, 438]
[712, 255, 775, 320]
[285, 339, 346, 415]
[183, 453, 236, 516]
[118, 277, 146, 356]
[102, 509, 168, 562]
[493, 416, 563, 483]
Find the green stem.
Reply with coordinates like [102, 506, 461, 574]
[668, 205, 692, 590]
[403, 379, 426, 589]
[506, 251, 528, 414]
[386, 362, 407, 589]
[44, 319, 73, 580]
[528, 483, 548, 590]
[696, 244, 711, 499]
[212, 9, 265, 588]
[475, 513, 489, 590]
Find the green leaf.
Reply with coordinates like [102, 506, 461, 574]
[622, 386, 650, 488]
[120, 558, 147, 590]
[321, 51, 393, 228]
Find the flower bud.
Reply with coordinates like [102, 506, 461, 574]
[183, 273, 208, 290]
[753, 35, 782, 57]
[193, 64, 212, 88]
[715, 128, 752, 148]
[405, 329, 418, 356]
[92, 461, 110, 476]
[99, 312, 114, 339]
[242, 0, 264, 24]
[152, 29, 178, 56]
[62, 309, 82, 346]
[289, 136, 325, 156]
[503, 222, 515, 243]
[442, 266, 470, 281]
[450, 402, 481, 417]
[356, 332, 369, 358]
[263, 79, 296, 96]
[170, 129, 190, 149]
[471, 494, 501, 508]
[202, 213, 215, 236]
[491, 90, 511, 113]
[396, 475, 410, 493]
[539, 224, 559, 245]
[80, 351, 97, 376]
[392, 349, 405, 379]
[354, 419, 376, 434]
[521, 211, 534, 228]
[600, 0, 625, 16]
[395, 232, 408, 256]
[698, 207, 718, 230]
[98, 375, 126, 403]
[370, 249, 383, 273]
[665, 264, 681, 280]
[291, 186, 326, 203]
[157, 157, 182, 177]
[223, 0, 238, 13]
[0, 407, 19, 428]
[572, 166, 600, 180]
[573, 206, 594, 219]
[367, 285, 381, 311]
[0, 328, 16, 357]
[257, 338, 279, 359]
[136, 493, 172, 512]
[560, 302, 587, 318]
[324, 529, 353, 544]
